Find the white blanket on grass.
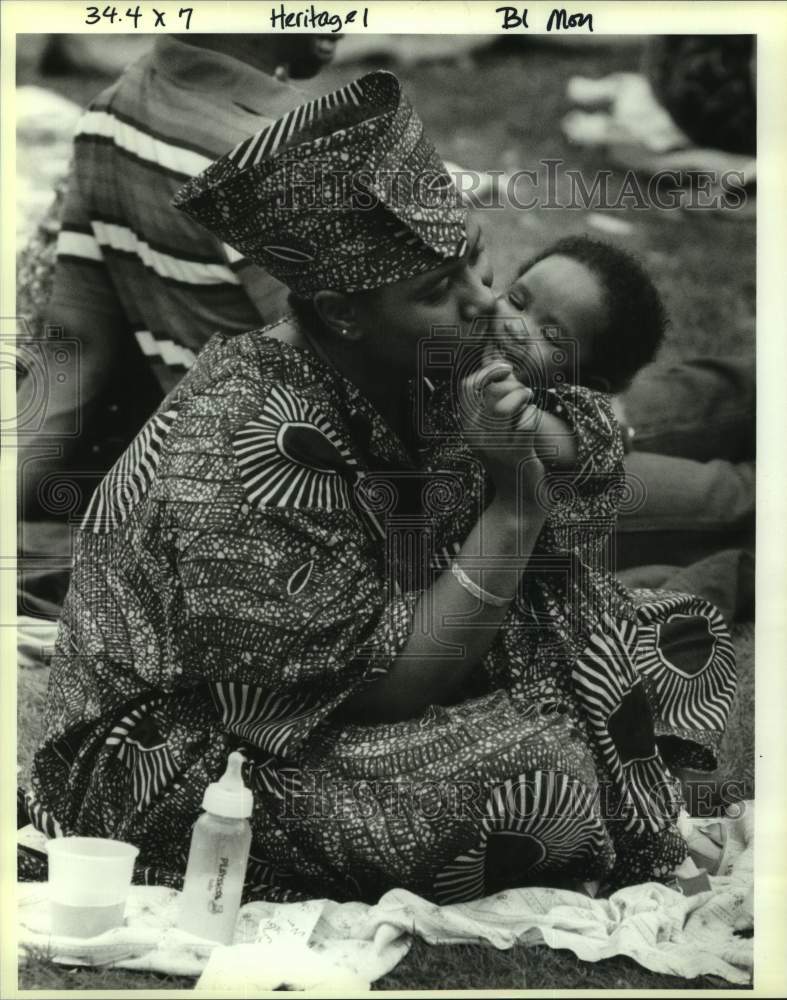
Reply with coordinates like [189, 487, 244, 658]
[17, 809, 753, 990]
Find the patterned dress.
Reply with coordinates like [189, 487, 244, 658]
[30, 323, 736, 903]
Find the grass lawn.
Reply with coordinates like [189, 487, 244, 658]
[17, 940, 748, 992]
[16, 35, 754, 992]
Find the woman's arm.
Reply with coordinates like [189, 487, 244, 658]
[335, 492, 546, 724]
[336, 363, 550, 725]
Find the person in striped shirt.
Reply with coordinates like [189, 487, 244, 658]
[18, 33, 340, 618]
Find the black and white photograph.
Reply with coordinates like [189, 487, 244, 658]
[3, 1, 786, 994]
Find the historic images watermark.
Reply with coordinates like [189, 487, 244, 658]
[274, 160, 748, 214]
[279, 770, 748, 823]
[452, 159, 748, 213]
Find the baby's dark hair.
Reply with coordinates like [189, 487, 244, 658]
[519, 235, 668, 393]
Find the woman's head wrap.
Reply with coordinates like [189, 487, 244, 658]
[173, 70, 467, 296]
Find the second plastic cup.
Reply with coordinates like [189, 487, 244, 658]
[46, 837, 139, 938]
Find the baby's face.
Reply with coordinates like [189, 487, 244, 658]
[491, 255, 607, 388]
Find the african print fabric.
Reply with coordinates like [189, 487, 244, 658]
[30, 324, 736, 903]
[173, 71, 467, 295]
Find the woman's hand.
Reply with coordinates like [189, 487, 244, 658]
[461, 360, 550, 513]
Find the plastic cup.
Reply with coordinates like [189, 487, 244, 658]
[46, 837, 139, 938]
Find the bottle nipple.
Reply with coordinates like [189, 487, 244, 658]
[202, 751, 253, 818]
[219, 752, 245, 790]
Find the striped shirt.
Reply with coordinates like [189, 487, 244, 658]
[50, 37, 311, 393]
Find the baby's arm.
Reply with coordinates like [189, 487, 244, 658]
[481, 368, 622, 479]
[481, 368, 577, 467]
[533, 384, 624, 487]
[530, 403, 577, 469]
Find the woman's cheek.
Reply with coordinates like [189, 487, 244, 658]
[427, 298, 459, 328]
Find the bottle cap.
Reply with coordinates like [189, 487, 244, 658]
[202, 752, 253, 819]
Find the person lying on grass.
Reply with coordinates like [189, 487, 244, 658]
[498, 235, 755, 631]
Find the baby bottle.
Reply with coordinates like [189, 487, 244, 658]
[177, 751, 253, 944]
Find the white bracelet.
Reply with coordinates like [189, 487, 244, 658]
[450, 561, 512, 608]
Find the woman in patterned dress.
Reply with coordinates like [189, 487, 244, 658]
[29, 71, 736, 903]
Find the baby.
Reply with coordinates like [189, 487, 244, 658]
[492, 235, 668, 404]
[476, 241, 733, 867]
